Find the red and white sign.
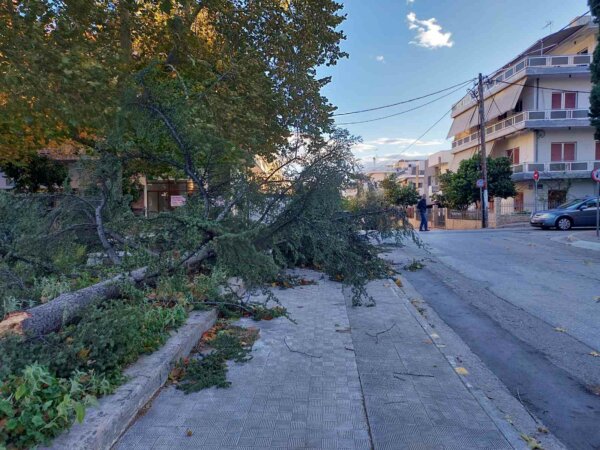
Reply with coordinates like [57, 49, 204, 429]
[592, 168, 600, 183]
[170, 195, 187, 207]
[533, 170, 539, 182]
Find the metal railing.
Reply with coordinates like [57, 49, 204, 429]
[451, 109, 590, 151]
[512, 160, 600, 174]
[452, 54, 592, 113]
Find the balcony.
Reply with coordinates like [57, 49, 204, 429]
[452, 54, 592, 115]
[511, 160, 600, 181]
[451, 109, 590, 153]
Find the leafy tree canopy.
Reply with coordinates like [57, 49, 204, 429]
[380, 176, 420, 207]
[438, 156, 516, 209]
[0, 155, 68, 193]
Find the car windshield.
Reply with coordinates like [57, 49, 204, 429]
[556, 199, 584, 210]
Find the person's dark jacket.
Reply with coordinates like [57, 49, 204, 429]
[417, 198, 427, 213]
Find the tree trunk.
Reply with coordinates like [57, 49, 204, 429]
[0, 268, 147, 337]
[0, 244, 215, 337]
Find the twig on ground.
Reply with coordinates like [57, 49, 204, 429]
[366, 322, 397, 343]
[345, 346, 355, 352]
[517, 388, 541, 424]
[393, 371, 434, 378]
[284, 337, 322, 358]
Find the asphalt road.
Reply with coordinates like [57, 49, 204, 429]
[391, 228, 600, 450]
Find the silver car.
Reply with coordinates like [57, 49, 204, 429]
[530, 197, 600, 230]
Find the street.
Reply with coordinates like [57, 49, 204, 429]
[390, 228, 600, 450]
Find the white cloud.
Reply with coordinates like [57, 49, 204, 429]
[352, 143, 377, 153]
[369, 137, 442, 147]
[406, 12, 454, 49]
[375, 55, 385, 63]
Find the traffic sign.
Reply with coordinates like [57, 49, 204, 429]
[476, 179, 485, 188]
[533, 170, 540, 182]
[592, 168, 600, 182]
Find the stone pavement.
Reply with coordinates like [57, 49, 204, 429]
[115, 270, 518, 449]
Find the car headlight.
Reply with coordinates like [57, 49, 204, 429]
[536, 213, 555, 219]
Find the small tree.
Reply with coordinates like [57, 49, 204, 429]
[380, 175, 420, 207]
[0, 155, 68, 193]
[590, 0, 600, 138]
[438, 156, 516, 209]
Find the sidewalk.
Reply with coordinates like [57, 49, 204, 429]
[115, 270, 520, 449]
[552, 229, 600, 251]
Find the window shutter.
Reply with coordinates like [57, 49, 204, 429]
[551, 143, 562, 161]
[564, 92, 576, 109]
[596, 141, 600, 160]
[563, 143, 575, 161]
[551, 92, 562, 110]
[513, 147, 520, 164]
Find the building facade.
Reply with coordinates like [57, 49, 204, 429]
[447, 15, 600, 210]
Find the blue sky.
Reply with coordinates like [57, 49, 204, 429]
[320, 0, 590, 167]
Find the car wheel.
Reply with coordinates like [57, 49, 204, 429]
[556, 217, 572, 231]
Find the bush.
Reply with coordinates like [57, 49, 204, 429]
[0, 299, 188, 449]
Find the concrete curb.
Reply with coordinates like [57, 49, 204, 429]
[551, 234, 600, 251]
[44, 309, 217, 450]
[387, 276, 553, 450]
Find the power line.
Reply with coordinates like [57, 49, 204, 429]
[335, 81, 472, 126]
[401, 106, 454, 154]
[333, 79, 475, 117]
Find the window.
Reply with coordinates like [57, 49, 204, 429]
[551, 92, 577, 110]
[506, 147, 520, 164]
[550, 142, 576, 161]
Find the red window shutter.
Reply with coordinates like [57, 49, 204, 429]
[563, 143, 575, 161]
[564, 92, 576, 109]
[596, 142, 600, 160]
[513, 147, 520, 164]
[551, 92, 562, 110]
[551, 143, 562, 161]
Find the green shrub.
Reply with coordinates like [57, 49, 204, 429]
[0, 364, 109, 449]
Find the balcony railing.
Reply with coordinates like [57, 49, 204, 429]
[512, 160, 600, 174]
[452, 54, 592, 113]
[451, 109, 590, 151]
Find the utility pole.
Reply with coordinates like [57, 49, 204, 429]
[477, 73, 489, 228]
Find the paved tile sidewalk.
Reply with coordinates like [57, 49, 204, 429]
[115, 270, 515, 449]
[346, 280, 513, 450]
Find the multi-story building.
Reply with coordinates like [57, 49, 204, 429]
[392, 159, 426, 195]
[424, 150, 452, 197]
[448, 15, 600, 209]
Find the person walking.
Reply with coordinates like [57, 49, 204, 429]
[417, 195, 428, 232]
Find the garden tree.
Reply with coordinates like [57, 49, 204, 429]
[590, 0, 600, 137]
[438, 155, 516, 209]
[0, 0, 346, 165]
[0, 155, 68, 193]
[380, 176, 420, 207]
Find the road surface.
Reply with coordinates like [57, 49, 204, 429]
[390, 228, 600, 450]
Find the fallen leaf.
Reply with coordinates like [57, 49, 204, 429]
[537, 426, 549, 434]
[455, 367, 469, 375]
[594, 296, 600, 303]
[590, 351, 600, 357]
[394, 278, 403, 287]
[521, 433, 543, 449]
[554, 327, 567, 333]
[186, 429, 193, 437]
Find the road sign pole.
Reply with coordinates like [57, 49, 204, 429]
[534, 180, 538, 213]
[593, 168, 600, 239]
[596, 180, 599, 239]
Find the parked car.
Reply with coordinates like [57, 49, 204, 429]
[530, 197, 600, 230]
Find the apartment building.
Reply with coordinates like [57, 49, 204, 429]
[424, 150, 452, 197]
[448, 15, 600, 209]
[392, 159, 427, 195]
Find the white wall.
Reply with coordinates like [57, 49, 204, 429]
[536, 128, 596, 162]
[0, 171, 13, 190]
